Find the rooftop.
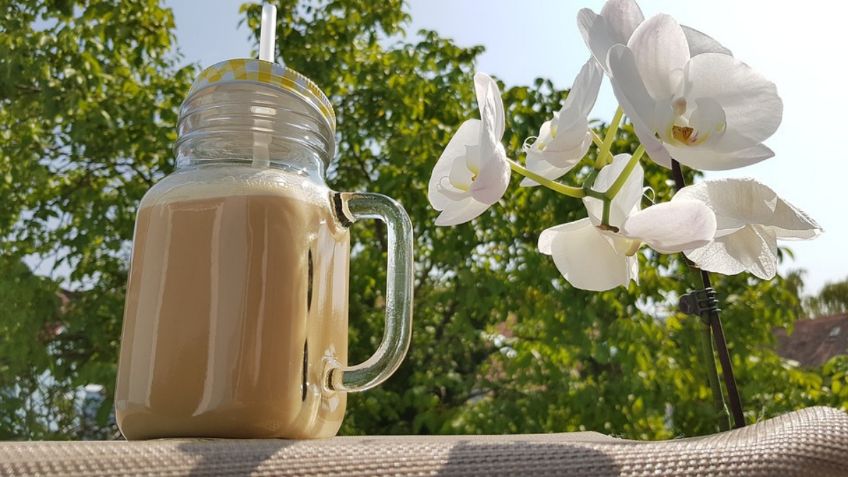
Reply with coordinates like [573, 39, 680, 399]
[775, 313, 848, 368]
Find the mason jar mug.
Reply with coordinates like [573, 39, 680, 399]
[115, 59, 413, 439]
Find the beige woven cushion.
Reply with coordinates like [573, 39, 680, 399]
[0, 406, 846, 476]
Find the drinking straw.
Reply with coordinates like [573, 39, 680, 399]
[259, 4, 277, 62]
[253, 3, 277, 168]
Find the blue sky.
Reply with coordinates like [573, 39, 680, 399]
[167, 0, 847, 294]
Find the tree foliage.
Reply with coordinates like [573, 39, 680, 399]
[0, 0, 843, 439]
[805, 277, 848, 317]
[0, 256, 66, 438]
[1, 0, 193, 437]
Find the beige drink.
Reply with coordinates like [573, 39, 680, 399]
[115, 169, 350, 439]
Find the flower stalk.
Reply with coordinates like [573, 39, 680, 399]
[508, 159, 585, 199]
[602, 145, 644, 199]
[595, 107, 623, 169]
[591, 130, 604, 148]
[587, 144, 645, 229]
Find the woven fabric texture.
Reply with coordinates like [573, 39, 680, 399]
[0, 406, 846, 476]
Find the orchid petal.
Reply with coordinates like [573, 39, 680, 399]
[673, 178, 769, 233]
[627, 14, 690, 100]
[769, 198, 823, 240]
[470, 142, 510, 204]
[607, 44, 672, 168]
[621, 200, 716, 253]
[681, 25, 732, 57]
[434, 197, 490, 227]
[606, 45, 653, 119]
[600, 0, 644, 45]
[534, 133, 592, 174]
[548, 115, 593, 155]
[436, 177, 470, 201]
[521, 149, 581, 186]
[539, 119, 554, 141]
[450, 146, 475, 188]
[583, 153, 644, 227]
[665, 142, 774, 171]
[638, 129, 673, 168]
[679, 179, 821, 279]
[578, 8, 616, 74]
[474, 73, 505, 141]
[532, 119, 555, 150]
[685, 225, 778, 280]
[522, 59, 599, 182]
[428, 120, 480, 210]
[687, 97, 727, 146]
[539, 218, 638, 291]
[562, 58, 603, 117]
[684, 53, 782, 152]
[534, 111, 591, 161]
[673, 179, 822, 239]
[578, 0, 644, 73]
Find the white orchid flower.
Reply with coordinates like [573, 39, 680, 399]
[673, 179, 822, 280]
[539, 218, 639, 291]
[428, 73, 511, 226]
[577, 0, 731, 77]
[602, 14, 781, 171]
[539, 154, 716, 291]
[521, 58, 602, 185]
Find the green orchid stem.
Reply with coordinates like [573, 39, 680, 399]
[672, 159, 746, 430]
[508, 159, 585, 199]
[584, 145, 645, 229]
[595, 107, 623, 169]
[591, 130, 604, 148]
[602, 145, 644, 201]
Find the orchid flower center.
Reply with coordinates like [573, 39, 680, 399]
[468, 164, 479, 182]
[623, 239, 641, 257]
[438, 176, 469, 194]
[597, 227, 642, 256]
[533, 125, 556, 152]
[672, 125, 698, 144]
[435, 142, 486, 199]
[663, 97, 726, 148]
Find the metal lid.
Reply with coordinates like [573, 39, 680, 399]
[186, 58, 336, 133]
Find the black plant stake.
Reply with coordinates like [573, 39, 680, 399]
[671, 159, 746, 430]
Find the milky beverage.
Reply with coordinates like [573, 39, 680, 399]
[115, 167, 351, 439]
[116, 51, 413, 440]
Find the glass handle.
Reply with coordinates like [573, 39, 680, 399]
[325, 191, 413, 393]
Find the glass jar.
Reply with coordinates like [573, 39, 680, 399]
[115, 59, 413, 439]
